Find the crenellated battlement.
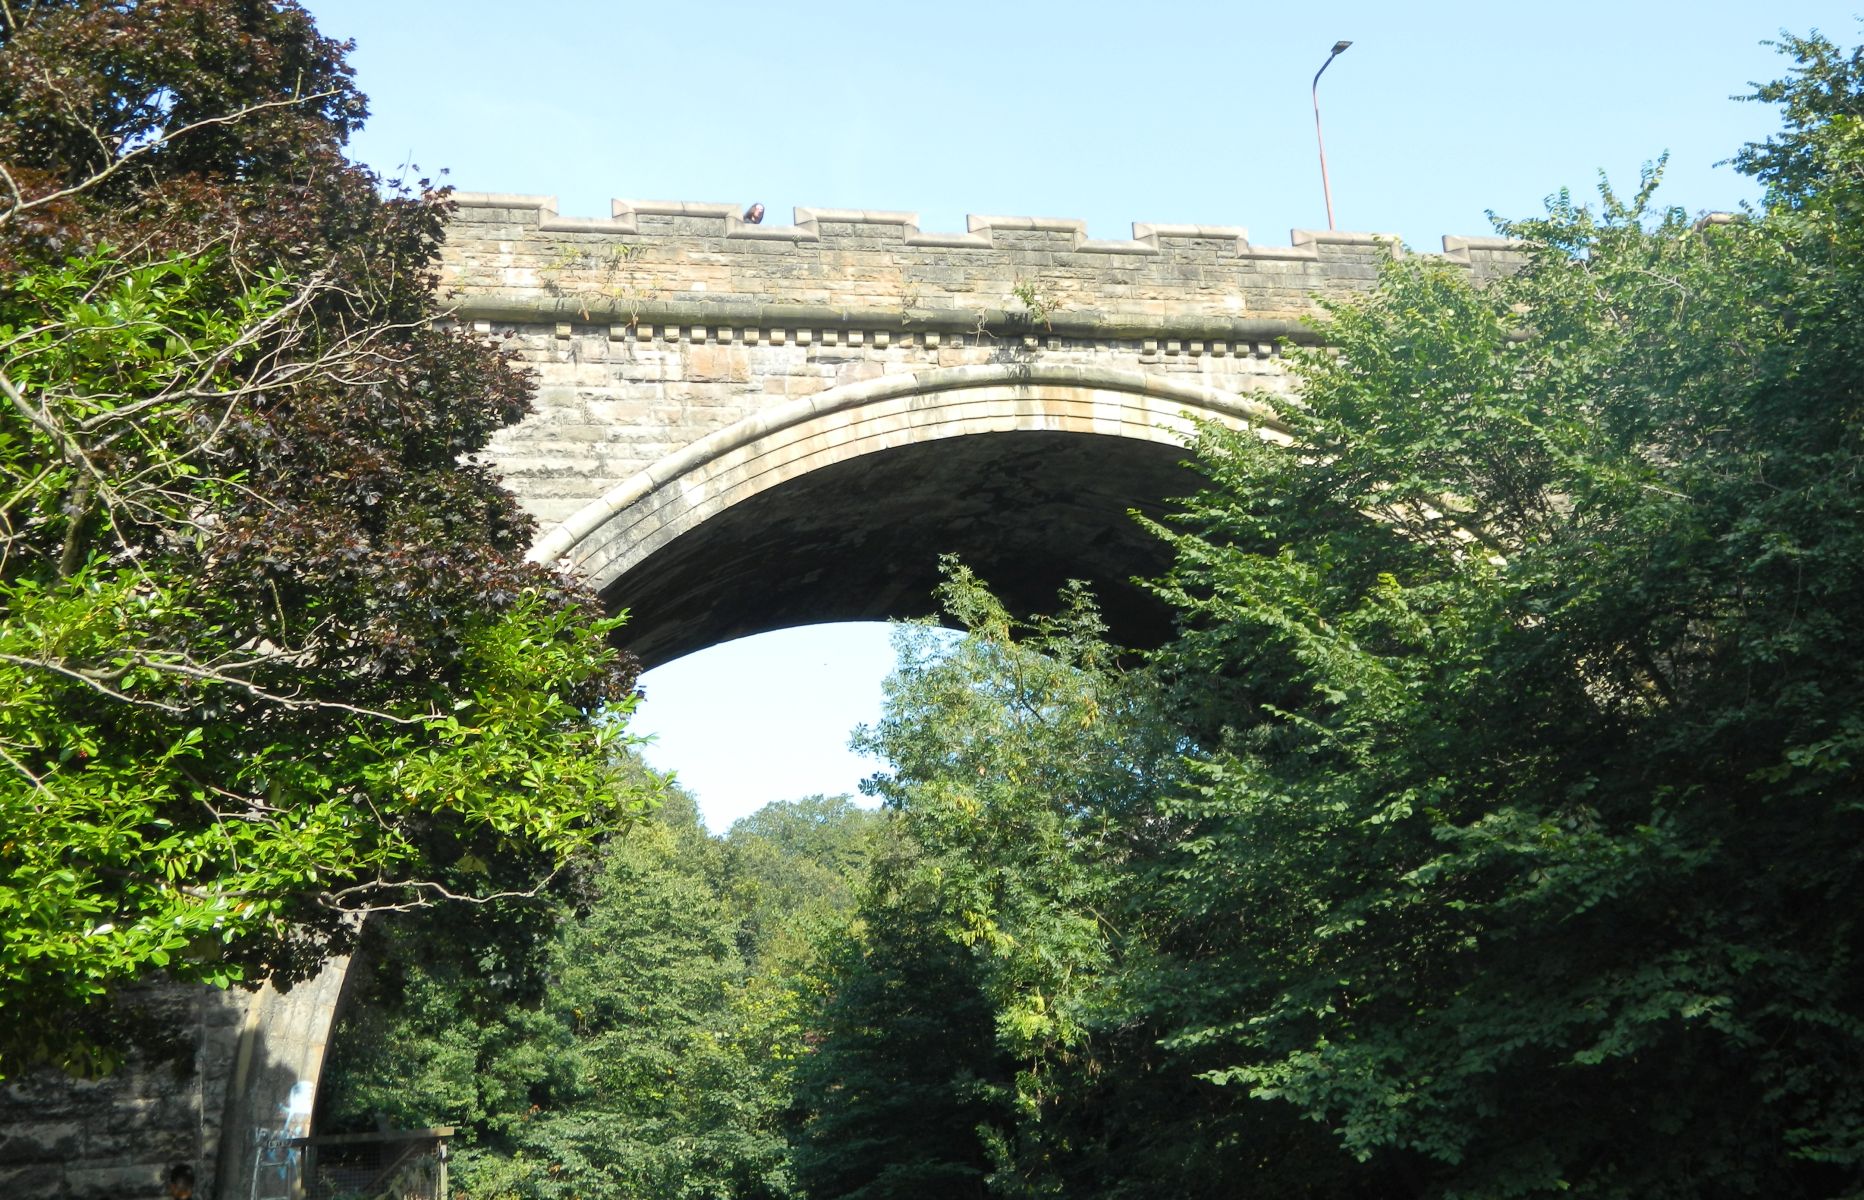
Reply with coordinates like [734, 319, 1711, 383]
[441, 193, 1523, 342]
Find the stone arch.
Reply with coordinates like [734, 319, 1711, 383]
[526, 363, 1292, 667]
[219, 368, 1294, 1197]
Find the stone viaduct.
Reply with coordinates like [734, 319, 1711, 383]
[0, 196, 1521, 1199]
[449, 195, 1523, 665]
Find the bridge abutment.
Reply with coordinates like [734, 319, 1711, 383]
[0, 960, 344, 1200]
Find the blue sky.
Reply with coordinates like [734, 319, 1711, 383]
[301, 0, 1860, 829]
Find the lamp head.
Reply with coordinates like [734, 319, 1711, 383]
[1332, 40, 1353, 55]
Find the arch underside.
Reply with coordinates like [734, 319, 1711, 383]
[533, 367, 1286, 668]
[608, 429, 1199, 667]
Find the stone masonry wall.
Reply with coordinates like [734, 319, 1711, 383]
[443, 195, 1523, 336]
[472, 311, 1301, 532]
[443, 195, 1524, 532]
[0, 986, 249, 1199]
[0, 960, 347, 1200]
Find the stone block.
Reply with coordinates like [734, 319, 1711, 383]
[84, 1121, 196, 1163]
[0, 1120, 82, 1164]
[584, 399, 658, 424]
[0, 1164, 62, 1196]
[683, 346, 749, 384]
[66, 1162, 167, 1199]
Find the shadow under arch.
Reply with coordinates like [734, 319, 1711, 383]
[527, 363, 1293, 668]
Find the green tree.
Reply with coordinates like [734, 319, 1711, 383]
[819, 36, 1864, 1197]
[1130, 40, 1864, 1197]
[0, 0, 644, 1075]
[719, 793, 889, 1172]
[325, 789, 795, 1200]
[789, 849, 1012, 1200]
[722, 794, 888, 965]
[854, 566, 1180, 1081]
[848, 570, 1375, 1198]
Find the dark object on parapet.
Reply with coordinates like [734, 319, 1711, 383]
[743, 202, 765, 224]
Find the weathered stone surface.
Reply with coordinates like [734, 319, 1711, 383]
[0, 985, 253, 1200]
[0, 1163, 64, 1194]
[0, 1120, 82, 1163]
[66, 1162, 168, 1195]
[444, 196, 1523, 337]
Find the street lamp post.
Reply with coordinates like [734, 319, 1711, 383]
[1312, 40, 1352, 231]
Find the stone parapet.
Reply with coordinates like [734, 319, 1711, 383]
[440, 195, 1525, 339]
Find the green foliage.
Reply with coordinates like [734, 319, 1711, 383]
[790, 852, 1011, 1200]
[0, 1, 644, 1075]
[1127, 47, 1864, 1196]
[839, 564, 1214, 1195]
[844, 568, 1379, 1198]
[800, 33, 1864, 1199]
[1008, 279, 1059, 330]
[719, 794, 889, 1132]
[325, 794, 792, 1200]
[323, 789, 897, 1200]
[723, 795, 888, 964]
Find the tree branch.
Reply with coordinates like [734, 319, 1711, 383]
[316, 869, 564, 915]
[0, 91, 340, 226]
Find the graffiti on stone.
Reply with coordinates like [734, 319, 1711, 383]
[248, 1080, 313, 1200]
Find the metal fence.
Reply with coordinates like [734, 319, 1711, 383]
[287, 1127, 453, 1200]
